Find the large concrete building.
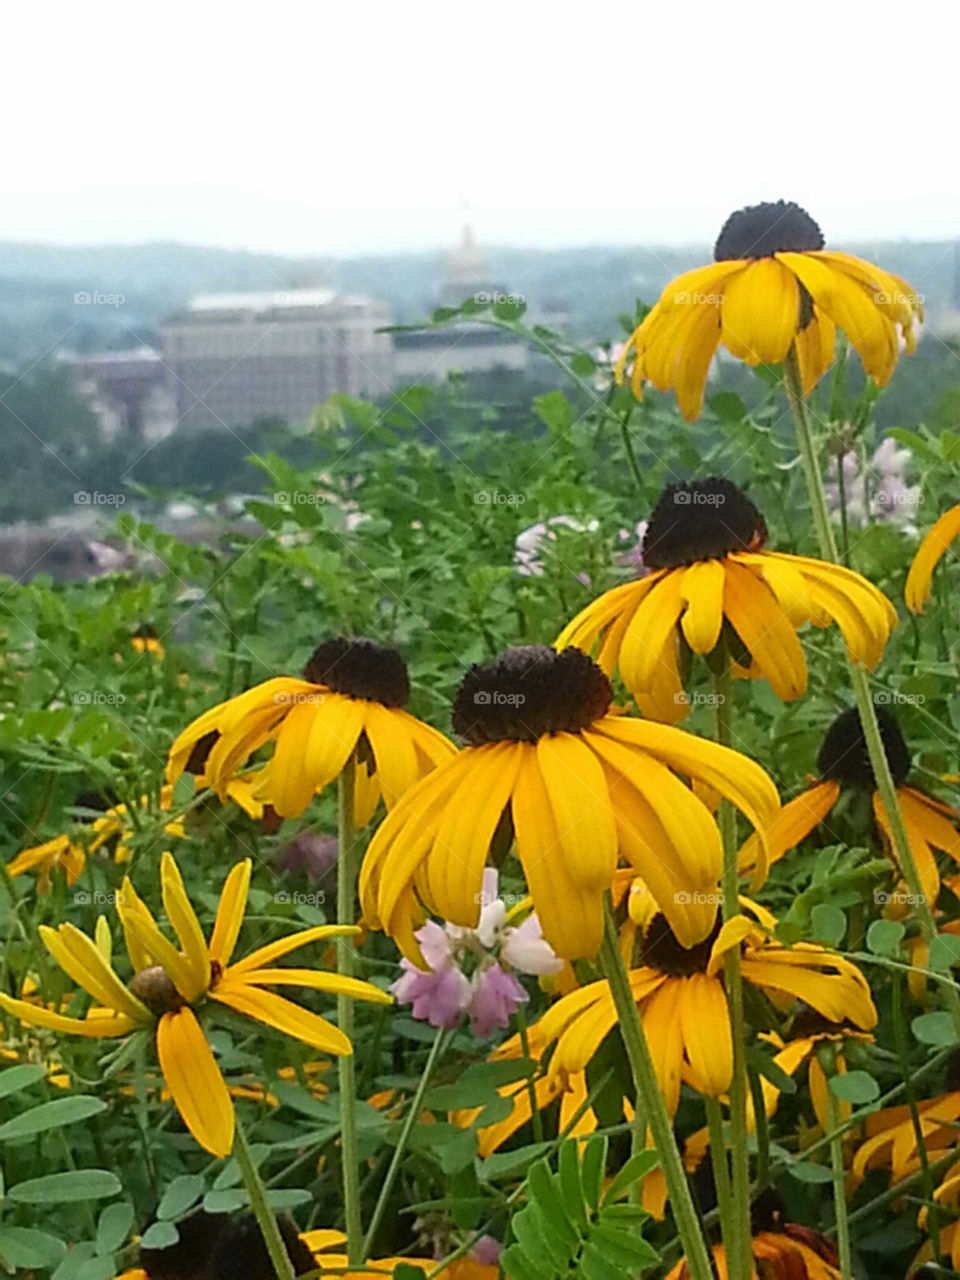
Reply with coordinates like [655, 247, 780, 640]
[159, 288, 393, 431]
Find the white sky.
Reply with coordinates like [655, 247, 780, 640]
[2, 1, 955, 255]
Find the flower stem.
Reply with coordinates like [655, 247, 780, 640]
[820, 1046, 853, 1280]
[704, 1095, 733, 1239]
[362, 1026, 449, 1258]
[783, 348, 960, 1037]
[337, 755, 363, 1263]
[712, 663, 752, 1280]
[233, 1115, 296, 1280]
[598, 902, 713, 1280]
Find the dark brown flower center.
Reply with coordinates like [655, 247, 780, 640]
[642, 477, 767, 570]
[638, 913, 721, 977]
[714, 200, 824, 261]
[452, 645, 611, 745]
[129, 966, 185, 1017]
[302, 637, 410, 707]
[185, 730, 219, 776]
[817, 705, 911, 790]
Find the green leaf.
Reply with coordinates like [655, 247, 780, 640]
[140, 1221, 180, 1249]
[748, 1049, 797, 1097]
[0, 1094, 106, 1141]
[810, 903, 846, 947]
[866, 919, 904, 958]
[96, 1202, 134, 1255]
[53, 1244, 97, 1280]
[602, 1150, 659, 1204]
[480, 1141, 552, 1181]
[829, 1071, 880, 1105]
[929, 933, 960, 971]
[527, 1159, 580, 1253]
[157, 1173, 206, 1219]
[501, 1244, 544, 1280]
[912, 1011, 957, 1047]
[8, 1169, 122, 1204]
[0, 1226, 67, 1269]
[0, 1063, 47, 1098]
[786, 1160, 835, 1184]
[203, 1189, 247, 1214]
[580, 1135, 608, 1213]
[392, 1267, 427, 1280]
[558, 1139, 588, 1230]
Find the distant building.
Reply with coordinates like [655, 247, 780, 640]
[159, 288, 393, 431]
[393, 225, 567, 384]
[65, 347, 177, 443]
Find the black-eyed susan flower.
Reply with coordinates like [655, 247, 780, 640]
[666, 1196, 842, 1279]
[130, 625, 165, 659]
[916, 1158, 960, 1274]
[617, 198, 922, 421]
[495, 902, 875, 1121]
[167, 637, 455, 821]
[0, 852, 390, 1156]
[5, 788, 185, 892]
[360, 645, 779, 961]
[739, 704, 960, 901]
[851, 1084, 960, 1191]
[556, 477, 897, 725]
[905, 503, 960, 613]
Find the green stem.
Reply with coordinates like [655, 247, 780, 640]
[783, 348, 960, 1037]
[705, 1095, 734, 1242]
[820, 1047, 853, 1279]
[712, 664, 752, 1280]
[337, 757, 363, 1263]
[598, 903, 713, 1280]
[618, 405, 644, 497]
[362, 1027, 449, 1257]
[515, 1004, 544, 1146]
[233, 1115, 296, 1280]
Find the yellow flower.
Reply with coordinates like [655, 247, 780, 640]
[617, 198, 922, 421]
[739, 704, 960, 897]
[360, 645, 779, 962]
[6, 788, 185, 892]
[905, 503, 960, 612]
[0, 852, 390, 1156]
[130, 627, 165, 659]
[167, 637, 455, 821]
[667, 1227, 841, 1279]
[494, 903, 875, 1122]
[556, 477, 896, 725]
[917, 1158, 960, 1273]
[852, 1089, 960, 1192]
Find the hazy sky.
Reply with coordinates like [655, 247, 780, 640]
[4, 2, 955, 256]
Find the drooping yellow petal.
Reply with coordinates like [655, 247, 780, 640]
[511, 749, 604, 960]
[679, 560, 726, 656]
[264, 699, 323, 818]
[209, 859, 252, 968]
[721, 257, 800, 366]
[679, 974, 733, 1097]
[0, 992, 137, 1039]
[535, 733, 617, 891]
[39, 924, 151, 1025]
[723, 560, 807, 701]
[905, 505, 960, 613]
[706, 916, 756, 977]
[618, 572, 686, 706]
[555, 577, 661, 661]
[239, 968, 392, 1004]
[738, 780, 840, 885]
[160, 852, 210, 1001]
[741, 947, 877, 1030]
[642, 981, 685, 1116]
[210, 981, 352, 1055]
[156, 1007, 235, 1157]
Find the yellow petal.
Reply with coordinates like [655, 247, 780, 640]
[906, 505, 960, 613]
[156, 1007, 235, 1157]
[707, 916, 755, 977]
[160, 852, 210, 1000]
[619, 572, 686, 703]
[239, 968, 392, 1004]
[793, 308, 837, 396]
[679, 560, 726, 655]
[0, 992, 136, 1039]
[40, 924, 150, 1024]
[680, 974, 733, 1097]
[534, 734, 617, 891]
[211, 982, 352, 1055]
[230, 923, 359, 977]
[116, 879, 197, 1000]
[738, 781, 840, 885]
[209, 860, 252, 968]
[723, 560, 807, 701]
[721, 258, 800, 365]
